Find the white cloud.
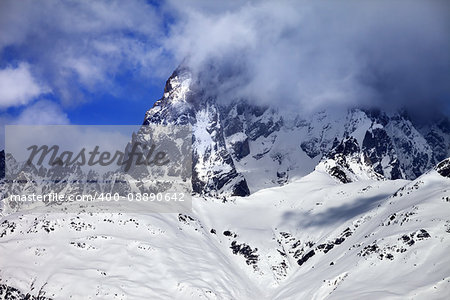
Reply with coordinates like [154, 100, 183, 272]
[14, 100, 69, 125]
[0, 100, 69, 149]
[0, 0, 171, 106]
[0, 63, 47, 109]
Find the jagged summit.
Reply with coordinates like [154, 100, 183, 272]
[141, 67, 450, 195]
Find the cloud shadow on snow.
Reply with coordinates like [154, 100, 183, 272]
[282, 192, 393, 228]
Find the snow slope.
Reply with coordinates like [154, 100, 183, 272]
[1, 163, 449, 299]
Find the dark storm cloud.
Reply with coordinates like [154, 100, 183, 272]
[0, 0, 449, 118]
[165, 0, 450, 117]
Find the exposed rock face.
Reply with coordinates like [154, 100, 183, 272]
[142, 68, 250, 196]
[0, 283, 51, 300]
[362, 127, 402, 179]
[0, 150, 4, 179]
[421, 118, 450, 164]
[435, 158, 450, 178]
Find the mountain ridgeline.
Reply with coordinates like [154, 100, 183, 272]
[141, 67, 450, 196]
[0, 67, 448, 198]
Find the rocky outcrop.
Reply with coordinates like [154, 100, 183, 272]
[435, 158, 450, 178]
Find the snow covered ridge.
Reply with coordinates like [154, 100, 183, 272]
[0, 160, 449, 299]
[143, 67, 450, 196]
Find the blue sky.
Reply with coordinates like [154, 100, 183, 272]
[0, 0, 178, 131]
[2, 72, 166, 125]
[0, 0, 449, 148]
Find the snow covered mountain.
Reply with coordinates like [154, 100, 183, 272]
[3, 67, 448, 200]
[143, 67, 450, 195]
[0, 67, 449, 299]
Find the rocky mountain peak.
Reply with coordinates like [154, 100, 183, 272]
[138, 67, 450, 195]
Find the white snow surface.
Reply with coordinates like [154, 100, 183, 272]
[1, 168, 449, 299]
